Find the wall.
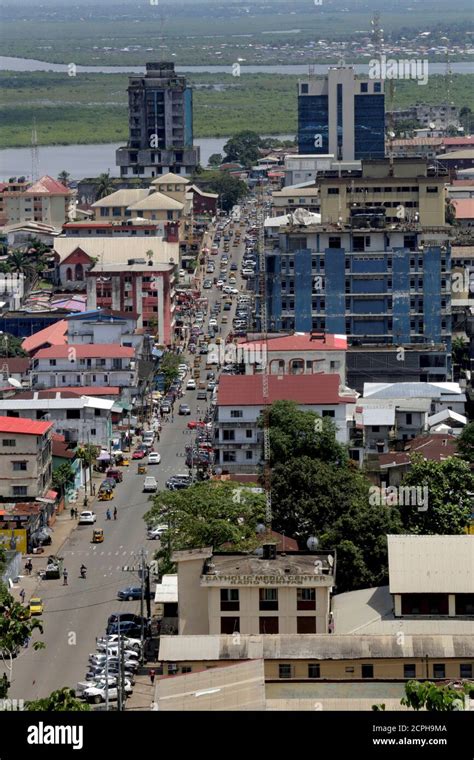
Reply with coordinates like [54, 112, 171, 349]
[0, 432, 51, 499]
[177, 558, 210, 635]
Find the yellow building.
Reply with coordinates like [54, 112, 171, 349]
[2, 176, 71, 228]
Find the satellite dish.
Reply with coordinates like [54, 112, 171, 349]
[429, 122, 436, 130]
[328, 554, 334, 568]
[387, 131, 395, 140]
[307, 536, 319, 551]
[8, 378, 22, 389]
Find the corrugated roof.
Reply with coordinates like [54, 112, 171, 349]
[15, 386, 121, 398]
[54, 236, 178, 266]
[21, 319, 68, 354]
[217, 374, 353, 407]
[128, 191, 184, 212]
[0, 396, 115, 412]
[363, 382, 464, 400]
[151, 173, 190, 185]
[452, 199, 474, 220]
[0, 416, 52, 436]
[154, 574, 178, 603]
[239, 332, 347, 352]
[91, 189, 149, 208]
[438, 149, 474, 160]
[26, 176, 70, 195]
[0, 358, 30, 374]
[388, 535, 474, 594]
[379, 433, 457, 468]
[159, 634, 473, 661]
[34, 344, 134, 359]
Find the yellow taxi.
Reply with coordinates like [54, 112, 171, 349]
[29, 597, 44, 616]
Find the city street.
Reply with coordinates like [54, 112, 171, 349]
[5, 210, 253, 701]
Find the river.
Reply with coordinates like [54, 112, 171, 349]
[1, 56, 474, 75]
[0, 136, 295, 181]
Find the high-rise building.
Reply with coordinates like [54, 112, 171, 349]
[298, 66, 385, 160]
[116, 62, 200, 179]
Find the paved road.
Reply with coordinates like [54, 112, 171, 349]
[6, 211, 254, 701]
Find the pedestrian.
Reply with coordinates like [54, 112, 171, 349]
[83, 495, 88, 508]
[70, 507, 74, 519]
[63, 568, 68, 586]
[74, 507, 78, 520]
[25, 559, 32, 576]
[149, 668, 156, 686]
[93, 484, 96, 496]
[106, 509, 111, 520]
[19, 588, 25, 604]
[113, 507, 117, 520]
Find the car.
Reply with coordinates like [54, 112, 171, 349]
[228, 276, 237, 285]
[96, 635, 142, 652]
[197, 390, 208, 400]
[207, 381, 217, 391]
[29, 597, 43, 616]
[223, 302, 232, 311]
[86, 665, 136, 682]
[186, 379, 197, 390]
[148, 452, 161, 465]
[179, 269, 186, 278]
[143, 476, 158, 493]
[83, 681, 132, 704]
[203, 279, 212, 289]
[208, 318, 218, 327]
[216, 279, 224, 288]
[242, 268, 255, 277]
[178, 363, 188, 373]
[78, 511, 96, 525]
[132, 449, 146, 460]
[147, 524, 167, 540]
[143, 430, 155, 442]
[229, 287, 239, 294]
[179, 403, 191, 415]
[89, 651, 139, 667]
[230, 262, 238, 270]
[199, 345, 209, 355]
[117, 586, 147, 601]
[166, 474, 193, 490]
[160, 402, 171, 414]
[77, 677, 133, 698]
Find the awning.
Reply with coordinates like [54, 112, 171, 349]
[97, 452, 111, 461]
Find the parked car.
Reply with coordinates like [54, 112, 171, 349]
[197, 390, 208, 400]
[117, 586, 151, 601]
[160, 402, 171, 414]
[166, 474, 193, 490]
[78, 511, 96, 525]
[147, 524, 167, 540]
[107, 613, 146, 629]
[83, 681, 132, 704]
[203, 279, 212, 289]
[96, 635, 141, 652]
[148, 452, 161, 465]
[132, 449, 146, 460]
[186, 379, 196, 390]
[143, 476, 158, 493]
[179, 404, 191, 415]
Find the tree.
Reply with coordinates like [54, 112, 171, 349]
[205, 172, 248, 212]
[76, 444, 99, 495]
[25, 687, 90, 712]
[159, 352, 181, 392]
[400, 680, 470, 712]
[52, 463, 75, 502]
[7, 250, 37, 283]
[223, 131, 263, 167]
[264, 400, 348, 468]
[57, 170, 70, 187]
[0, 583, 44, 687]
[399, 455, 472, 534]
[208, 153, 223, 167]
[95, 172, 115, 200]
[452, 335, 468, 368]
[458, 421, 474, 463]
[144, 481, 266, 574]
[0, 333, 27, 358]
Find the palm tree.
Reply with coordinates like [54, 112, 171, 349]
[95, 171, 115, 200]
[7, 250, 37, 284]
[57, 170, 70, 187]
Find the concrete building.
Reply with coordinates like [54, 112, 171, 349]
[0, 358, 30, 389]
[1, 176, 72, 228]
[377, 433, 458, 487]
[297, 67, 385, 160]
[62, 219, 164, 238]
[283, 154, 334, 186]
[363, 381, 466, 416]
[30, 344, 137, 400]
[0, 416, 52, 500]
[172, 545, 336, 636]
[0, 392, 115, 447]
[347, 344, 449, 392]
[214, 374, 356, 471]
[65, 309, 146, 357]
[271, 185, 320, 216]
[0, 273, 25, 312]
[116, 62, 200, 178]
[388, 103, 461, 132]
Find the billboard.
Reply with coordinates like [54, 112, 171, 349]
[0, 529, 27, 554]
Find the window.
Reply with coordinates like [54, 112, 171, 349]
[404, 664, 416, 679]
[308, 664, 321, 678]
[12, 461, 27, 471]
[66, 410, 81, 420]
[297, 617, 316, 633]
[433, 664, 445, 679]
[322, 410, 335, 418]
[328, 237, 341, 249]
[245, 430, 252, 439]
[455, 594, 474, 615]
[301, 83, 309, 94]
[259, 617, 279, 634]
[297, 588, 316, 610]
[2, 440, 16, 447]
[90, 429, 96, 436]
[112, 207, 121, 217]
[259, 588, 278, 611]
[426, 186, 439, 194]
[374, 82, 382, 93]
[406, 413, 413, 425]
[181, 666, 192, 674]
[222, 451, 236, 463]
[167, 663, 178, 675]
[220, 617, 240, 634]
[95, 408, 101, 417]
[362, 665, 374, 679]
[279, 664, 293, 679]
[222, 430, 235, 441]
[402, 594, 449, 615]
[360, 82, 368, 93]
[12, 486, 27, 496]
[328, 188, 339, 195]
[460, 664, 472, 679]
[230, 410, 243, 418]
[245, 451, 253, 460]
[220, 589, 239, 611]
[49, 360, 57, 367]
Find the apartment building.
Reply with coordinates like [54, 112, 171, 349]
[116, 62, 200, 178]
[271, 185, 320, 216]
[30, 344, 137, 400]
[0, 392, 115, 447]
[297, 67, 385, 160]
[214, 374, 356, 472]
[172, 545, 336, 636]
[1, 176, 72, 228]
[0, 416, 52, 500]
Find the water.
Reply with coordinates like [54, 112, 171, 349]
[0, 136, 295, 181]
[1, 56, 474, 75]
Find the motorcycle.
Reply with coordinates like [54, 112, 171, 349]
[80, 566, 87, 579]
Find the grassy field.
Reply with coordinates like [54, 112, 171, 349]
[1, 71, 473, 149]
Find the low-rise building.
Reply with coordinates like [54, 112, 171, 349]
[0, 273, 25, 312]
[172, 545, 336, 636]
[271, 185, 320, 216]
[0, 358, 31, 389]
[1, 176, 72, 228]
[362, 381, 466, 417]
[0, 416, 52, 501]
[21, 320, 68, 356]
[214, 374, 356, 471]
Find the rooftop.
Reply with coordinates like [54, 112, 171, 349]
[0, 358, 30, 374]
[54, 237, 179, 266]
[216, 373, 354, 407]
[25, 176, 70, 195]
[34, 344, 134, 360]
[452, 199, 474, 220]
[127, 191, 184, 212]
[378, 433, 458, 469]
[239, 332, 347, 352]
[21, 319, 68, 354]
[0, 416, 52, 436]
[0, 395, 115, 411]
[91, 189, 149, 208]
[151, 173, 190, 185]
[363, 381, 464, 401]
[388, 535, 474, 594]
[201, 550, 335, 581]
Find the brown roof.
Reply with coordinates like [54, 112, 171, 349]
[52, 438, 75, 459]
[379, 433, 457, 468]
[0, 358, 30, 374]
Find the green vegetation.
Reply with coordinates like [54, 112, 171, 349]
[0, 582, 45, 685]
[400, 680, 472, 711]
[25, 687, 90, 712]
[1, 71, 473, 149]
[198, 171, 249, 211]
[0, 332, 27, 358]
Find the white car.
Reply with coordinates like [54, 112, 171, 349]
[209, 318, 218, 328]
[147, 524, 168, 540]
[242, 268, 255, 276]
[229, 287, 239, 294]
[186, 379, 196, 390]
[148, 452, 161, 465]
[96, 635, 141, 653]
[178, 364, 188, 373]
[228, 276, 237, 285]
[78, 511, 96, 525]
[143, 476, 158, 493]
[222, 285, 232, 294]
[83, 681, 133, 704]
[216, 280, 224, 288]
[179, 269, 186, 278]
[77, 677, 133, 698]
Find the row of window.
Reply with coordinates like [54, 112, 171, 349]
[220, 588, 316, 612]
[327, 186, 439, 195]
[277, 663, 472, 680]
[220, 616, 317, 634]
